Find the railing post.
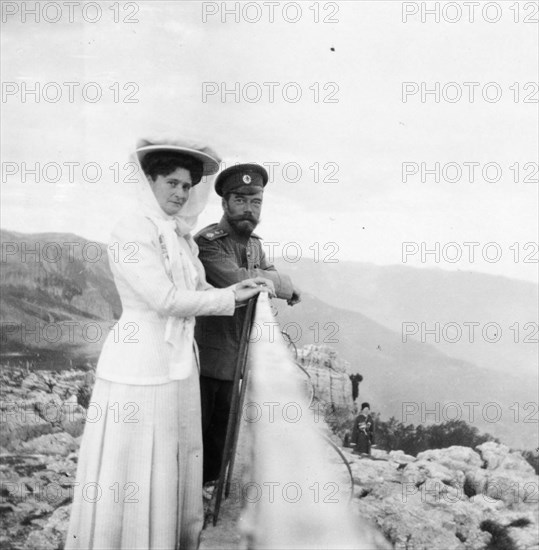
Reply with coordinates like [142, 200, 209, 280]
[213, 296, 257, 525]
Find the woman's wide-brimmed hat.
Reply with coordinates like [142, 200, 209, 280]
[135, 138, 221, 176]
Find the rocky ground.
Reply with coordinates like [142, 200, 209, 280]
[0, 366, 90, 549]
[1, 365, 538, 549]
[349, 445, 539, 550]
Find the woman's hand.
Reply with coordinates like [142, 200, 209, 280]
[232, 278, 276, 303]
[251, 277, 276, 297]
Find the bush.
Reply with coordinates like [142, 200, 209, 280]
[521, 450, 539, 475]
[372, 415, 498, 456]
[77, 383, 92, 410]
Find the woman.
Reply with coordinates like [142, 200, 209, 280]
[65, 138, 271, 550]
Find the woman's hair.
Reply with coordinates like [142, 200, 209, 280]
[141, 151, 204, 184]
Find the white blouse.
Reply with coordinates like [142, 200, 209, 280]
[95, 214, 235, 385]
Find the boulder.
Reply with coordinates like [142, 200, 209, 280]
[21, 432, 78, 456]
[371, 448, 389, 460]
[21, 373, 52, 394]
[24, 504, 71, 550]
[356, 486, 489, 550]
[402, 459, 465, 489]
[416, 446, 483, 473]
[347, 452, 401, 495]
[297, 345, 354, 411]
[477, 442, 536, 476]
[388, 450, 415, 464]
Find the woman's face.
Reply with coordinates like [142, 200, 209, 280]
[148, 167, 193, 216]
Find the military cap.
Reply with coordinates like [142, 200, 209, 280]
[215, 163, 268, 196]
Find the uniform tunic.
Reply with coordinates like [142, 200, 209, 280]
[195, 218, 294, 380]
[194, 217, 294, 482]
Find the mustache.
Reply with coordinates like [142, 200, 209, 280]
[228, 214, 257, 224]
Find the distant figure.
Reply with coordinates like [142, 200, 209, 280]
[352, 402, 375, 456]
[349, 373, 363, 401]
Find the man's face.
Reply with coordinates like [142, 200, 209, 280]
[223, 191, 263, 236]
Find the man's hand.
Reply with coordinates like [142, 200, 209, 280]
[252, 276, 276, 297]
[287, 285, 301, 306]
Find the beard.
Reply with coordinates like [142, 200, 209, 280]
[226, 214, 259, 236]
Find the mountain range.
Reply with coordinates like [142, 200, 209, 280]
[0, 229, 537, 448]
[273, 258, 538, 377]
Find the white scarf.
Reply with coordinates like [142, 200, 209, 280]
[131, 151, 214, 380]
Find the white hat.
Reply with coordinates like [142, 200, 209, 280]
[135, 138, 221, 176]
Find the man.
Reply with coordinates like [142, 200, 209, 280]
[194, 163, 301, 487]
[352, 402, 375, 456]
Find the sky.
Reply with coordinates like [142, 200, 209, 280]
[1, 1, 538, 283]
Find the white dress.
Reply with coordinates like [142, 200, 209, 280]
[65, 213, 235, 550]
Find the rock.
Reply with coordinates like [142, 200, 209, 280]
[477, 441, 536, 476]
[24, 504, 71, 550]
[4, 363, 538, 550]
[21, 432, 78, 456]
[347, 452, 401, 493]
[0, 466, 24, 504]
[28, 391, 65, 424]
[402, 459, 465, 489]
[21, 373, 52, 394]
[506, 511, 539, 550]
[60, 402, 86, 438]
[17, 499, 55, 523]
[354, 442, 539, 549]
[416, 446, 483, 473]
[357, 488, 481, 550]
[389, 450, 415, 463]
[371, 448, 389, 460]
[484, 471, 538, 505]
[462, 443, 539, 505]
[297, 345, 354, 411]
[1, 390, 62, 451]
[1, 366, 93, 454]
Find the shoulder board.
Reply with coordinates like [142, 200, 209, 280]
[250, 232, 262, 240]
[199, 227, 228, 241]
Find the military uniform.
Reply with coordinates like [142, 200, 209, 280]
[194, 160, 298, 482]
[195, 218, 293, 378]
[195, 216, 293, 481]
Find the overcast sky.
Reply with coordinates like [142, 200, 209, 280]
[1, 1, 538, 282]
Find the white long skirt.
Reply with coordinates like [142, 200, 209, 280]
[65, 369, 203, 550]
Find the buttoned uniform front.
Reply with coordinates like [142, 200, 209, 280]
[194, 217, 294, 380]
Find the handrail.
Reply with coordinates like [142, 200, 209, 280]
[282, 334, 354, 504]
[236, 294, 369, 548]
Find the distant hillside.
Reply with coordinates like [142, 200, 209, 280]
[0, 229, 121, 368]
[274, 258, 538, 376]
[0, 229, 536, 448]
[273, 295, 538, 449]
